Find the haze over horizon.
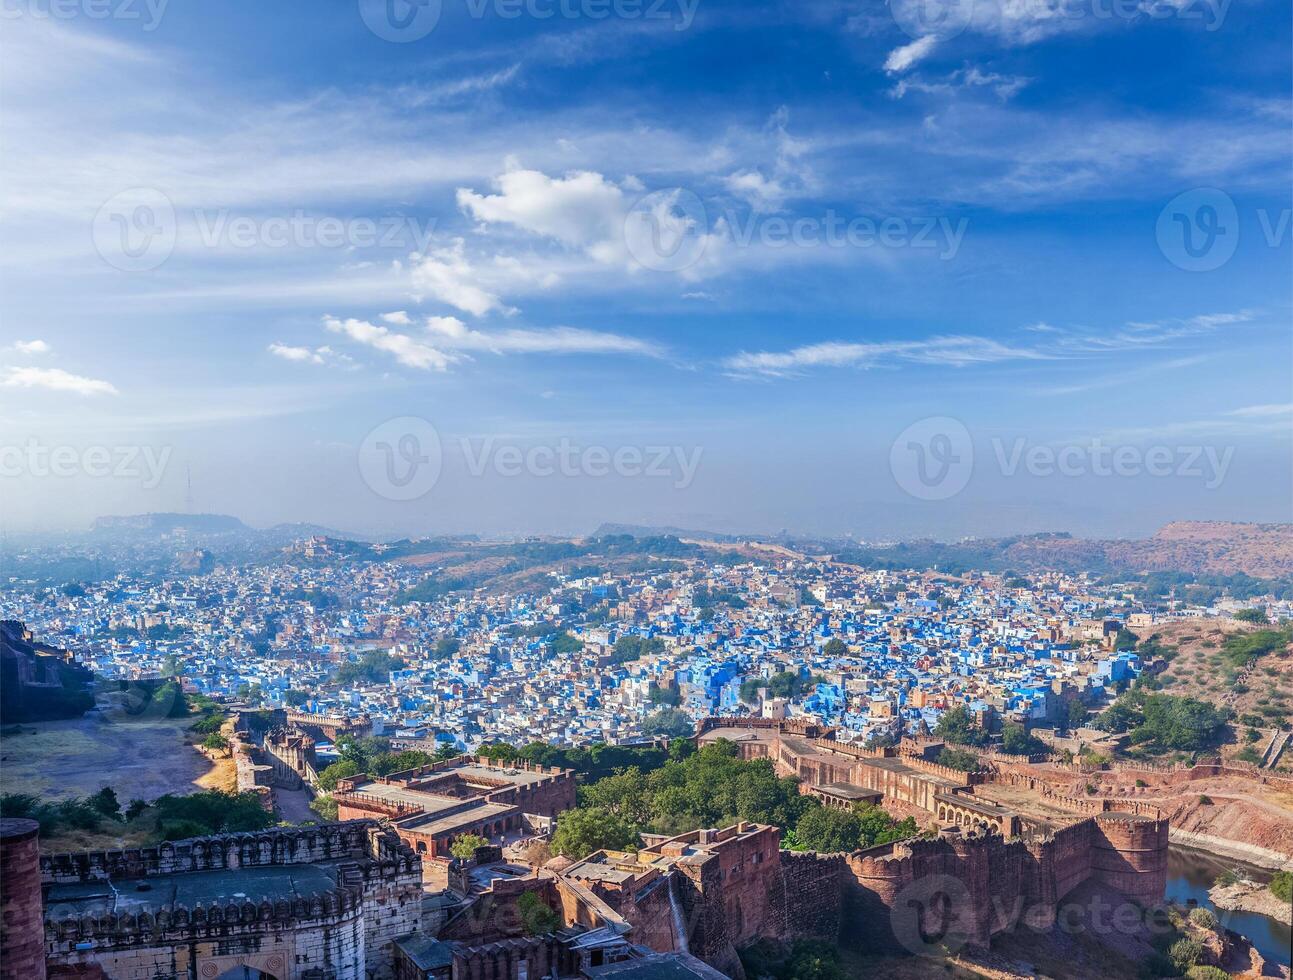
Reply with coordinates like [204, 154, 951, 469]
[2, 0, 1290, 539]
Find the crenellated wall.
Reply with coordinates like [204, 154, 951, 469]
[841, 812, 1169, 953]
[39, 820, 423, 980]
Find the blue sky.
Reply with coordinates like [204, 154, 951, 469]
[1, 0, 1289, 539]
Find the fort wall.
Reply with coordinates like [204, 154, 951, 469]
[1, 818, 47, 980]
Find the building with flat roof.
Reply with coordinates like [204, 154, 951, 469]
[334, 756, 575, 883]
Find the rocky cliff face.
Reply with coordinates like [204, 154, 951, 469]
[0, 622, 95, 723]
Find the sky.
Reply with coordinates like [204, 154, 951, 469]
[0, 0, 1290, 541]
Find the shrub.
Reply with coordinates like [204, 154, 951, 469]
[1198, 794, 1213, 805]
[1270, 870, 1293, 903]
[1188, 907, 1217, 930]
[1187, 967, 1229, 980]
[1168, 937, 1203, 972]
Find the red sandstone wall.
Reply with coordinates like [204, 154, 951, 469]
[1, 818, 47, 980]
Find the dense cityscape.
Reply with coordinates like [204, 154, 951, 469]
[10, 532, 1284, 753]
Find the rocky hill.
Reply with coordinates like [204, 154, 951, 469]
[1103, 521, 1293, 578]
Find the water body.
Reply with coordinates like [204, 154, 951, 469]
[1165, 846, 1291, 967]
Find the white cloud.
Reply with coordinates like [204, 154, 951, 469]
[0, 365, 118, 395]
[723, 171, 787, 210]
[268, 342, 327, 365]
[885, 35, 939, 74]
[323, 316, 454, 371]
[380, 311, 412, 325]
[9, 339, 50, 355]
[409, 239, 517, 317]
[458, 168, 626, 249]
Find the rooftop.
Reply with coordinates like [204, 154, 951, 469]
[44, 863, 341, 919]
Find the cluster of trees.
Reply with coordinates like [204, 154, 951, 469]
[1097, 691, 1230, 753]
[933, 705, 990, 747]
[334, 651, 405, 686]
[316, 735, 459, 791]
[784, 803, 917, 853]
[432, 636, 461, 659]
[1269, 869, 1292, 904]
[477, 740, 676, 781]
[692, 586, 747, 612]
[0, 787, 275, 842]
[1001, 722, 1048, 756]
[608, 635, 665, 665]
[1219, 627, 1291, 670]
[550, 740, 917, 860]
[935, 747, 981, 772]
[641, 708, 694, 738]
[739, 939, 850, 980]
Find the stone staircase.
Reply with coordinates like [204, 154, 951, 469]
[1260, 729, 1290, 769]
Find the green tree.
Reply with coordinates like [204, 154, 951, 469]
[309, 795, 338, 821]
[821, 638, 848, 657]
[433, 636, 462, 659]
[551, 807, 639, 859]
[550, 632, 583, 654]
[1270, 870, 1293, 903]
[642, 708, 693, 738]
[1233, 608, 1268, 624]
[610, 635, 665, 664]
[936, 747, 981, 772]
[516, 891, 559, 936]
[793, 806, 859, 852]
[1001, 723, 1046, 756]
[450, 833, 490, 861]
[202, 733, 231, 756]
[85, 786, 121, 821]
[934, 705, 989, 747]
[316, 760, 360, 791]
[283, 689, 310, 707]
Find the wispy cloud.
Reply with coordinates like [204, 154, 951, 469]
[726, 310, 1264, 379]
[1227, 402, 1293, 418]
[725, 334, 1047, 377]
[885, 35, 939, 74]
[323, 316, 454, 371]
[8, 339, 50, 355]
[1, 366, 118, 396]
[322, 314, 663, 371]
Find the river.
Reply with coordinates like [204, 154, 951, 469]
[1166, 846, 1291, 968]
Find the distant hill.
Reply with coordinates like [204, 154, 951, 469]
[599, 521, 1292, 585]
[1105, 521, 1293, 579]
[92, 513, 248, 534]
[591, 522, 756, 544]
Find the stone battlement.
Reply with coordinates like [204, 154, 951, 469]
[45, 884, 366, 946]
[39, 820, 417, 884]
